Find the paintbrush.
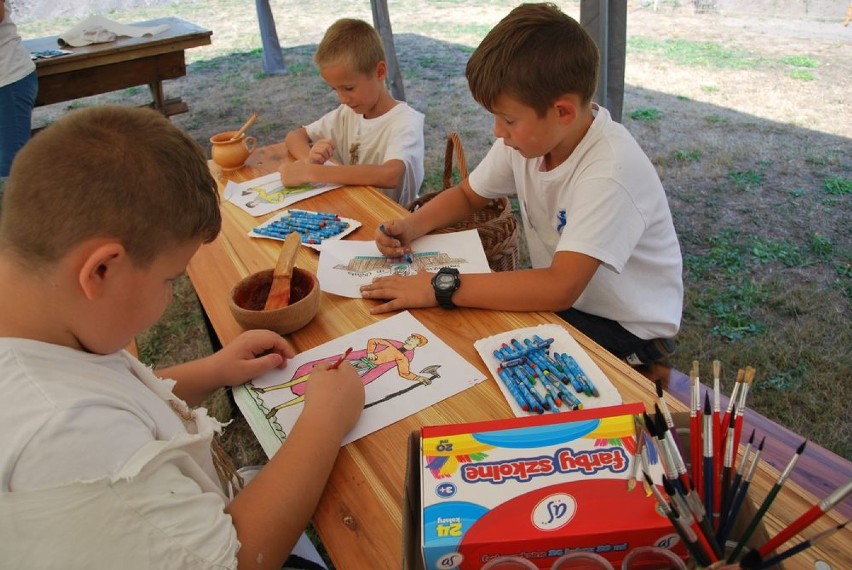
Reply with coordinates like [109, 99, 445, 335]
[264, 231, 301, 310]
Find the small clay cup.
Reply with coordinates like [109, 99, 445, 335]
[210, 130, 256, 171]
[228, 267, 320, 335]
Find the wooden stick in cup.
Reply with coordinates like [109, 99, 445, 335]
[230, 112, 258, 141]
[264, 231, 301, 310]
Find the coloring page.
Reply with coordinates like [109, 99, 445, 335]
[474, 323, 622, 417]
[233, 311, 486, 455]
[223, 172, 343, 217]
[316, 230, 491, 298]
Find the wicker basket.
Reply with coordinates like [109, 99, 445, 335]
[406, 133, 520, 272]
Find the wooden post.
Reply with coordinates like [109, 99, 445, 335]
[371, 0, 406, 101]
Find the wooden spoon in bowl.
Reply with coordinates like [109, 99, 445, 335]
[229, 112, 258, 141]
[264, 231, 301, 310]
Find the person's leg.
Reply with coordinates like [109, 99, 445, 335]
[557, 307, 675, 366]
[0, 70, 39, 177]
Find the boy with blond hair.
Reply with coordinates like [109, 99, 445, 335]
[362, 3, 683, 367]
[0, 106, 365, 568]
[281, 18, 425, 205]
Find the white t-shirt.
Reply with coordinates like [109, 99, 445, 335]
[0, 4, 36, 89]
[468, 105, 683, 340]
[0, 338, 240, 569]
[305, 102, 425, 205]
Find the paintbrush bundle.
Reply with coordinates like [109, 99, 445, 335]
[641, 360, 852, 569]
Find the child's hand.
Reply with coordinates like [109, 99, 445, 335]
[375, 219, 411, 257]
[279, 160, 312, 187]
[308, 139, 335, 164]
[302, 361, 365, 440]
[211, 329, 295, 387]
[360, 269, 436, 314]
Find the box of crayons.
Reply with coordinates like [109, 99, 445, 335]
[415, 403, 684, 570]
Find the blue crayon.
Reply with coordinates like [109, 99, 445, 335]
[532, 334, 555, 350]
[560, 353, 598, 397]
[539, 371, 563, 407]
[555, 352, 586, 393]
[500, 342, 522, 360]
[497, 367, 530, 411]
[499, 366, 538, 413]
[526, 351, 568, 384]
[507, 366, 548, 411]
[519, 360, 539, 383]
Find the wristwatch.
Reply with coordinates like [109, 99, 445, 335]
[431, 267, 461, 309]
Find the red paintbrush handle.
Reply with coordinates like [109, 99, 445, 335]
[757, 504, 822, 556]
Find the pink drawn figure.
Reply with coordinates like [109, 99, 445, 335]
[254, 333, 431, 418]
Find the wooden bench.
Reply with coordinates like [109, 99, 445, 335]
[644, 364, 852, 519]
[24, 17, 211, 117]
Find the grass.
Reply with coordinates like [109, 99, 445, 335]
[18, 0, 850, 466]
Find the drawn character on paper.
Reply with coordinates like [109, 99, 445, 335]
[334, 251, 466, 277]
[243, 181, 314, 208]
[253, 333, 439, 418]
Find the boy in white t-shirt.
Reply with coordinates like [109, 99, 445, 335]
[361, 3, 683, 367]
[280, 18, 424, 205]
[0, 106, 365, 569]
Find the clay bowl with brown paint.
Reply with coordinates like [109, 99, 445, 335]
[228, 267, 320, 335]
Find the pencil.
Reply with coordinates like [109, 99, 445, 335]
[330, 347, 353, 369]
[727, 439, 808, 562]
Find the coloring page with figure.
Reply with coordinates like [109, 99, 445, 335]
[232, 311, 486, 456]
[223, 171, 343, 216]
[317, 230, 491, 298]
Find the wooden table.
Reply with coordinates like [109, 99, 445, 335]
[188, 143, 851, 570]
[23, 17, 211, 117]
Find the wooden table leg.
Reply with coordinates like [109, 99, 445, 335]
[149, 80, 166, 115]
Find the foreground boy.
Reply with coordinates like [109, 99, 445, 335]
[280, 18, 425, 205]
[361, 3, 683, 366]
[0, 106, 365, 568]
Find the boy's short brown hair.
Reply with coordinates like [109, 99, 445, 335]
[0, 106, 221, 268]
[466, 2, 600, 117]
[314, 18, 386, 75]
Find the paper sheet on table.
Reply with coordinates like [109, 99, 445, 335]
[474, 323, 622, 417]
[317, 230, 491, 298]
[232, 311, 486, 455]
[59, 16, 170, 47]
[222, 172, 343, 217]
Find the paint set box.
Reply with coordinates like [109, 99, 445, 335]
[406, 402, 685, 570]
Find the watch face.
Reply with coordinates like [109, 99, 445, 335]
[436, 274, 455, 288]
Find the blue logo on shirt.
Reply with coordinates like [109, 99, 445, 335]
[556, 209, 567, 232]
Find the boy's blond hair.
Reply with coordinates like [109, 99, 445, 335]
[0, 106, 221, 268]
[466, 2, 600, 117]
[314, 18, 386, 75]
